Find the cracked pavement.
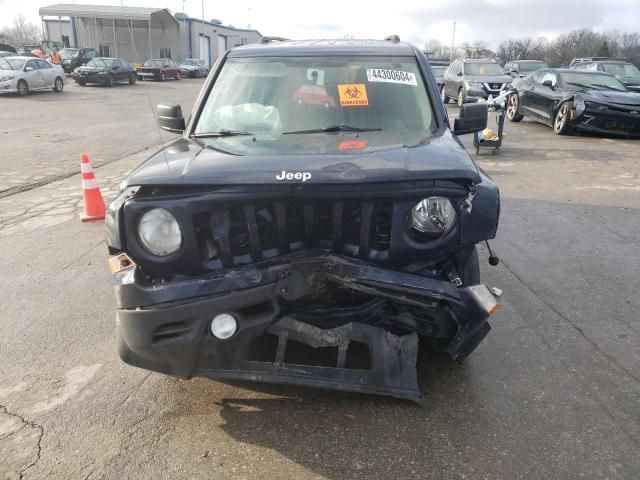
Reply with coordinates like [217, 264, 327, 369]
[0, 82, 639, 479]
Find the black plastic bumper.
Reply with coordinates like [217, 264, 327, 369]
[115, 250, 491, 402]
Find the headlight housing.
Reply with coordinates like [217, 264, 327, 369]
[466, 81, 482, 87]
[410, 197, 457, 237]
[0, 74, 14, 82]
[138, 208, 182, 256]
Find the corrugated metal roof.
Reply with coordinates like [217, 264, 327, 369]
[39, 3, 176, 23]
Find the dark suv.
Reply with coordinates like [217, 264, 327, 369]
[60, 48, 96, 73]
[107, 39, 501, 402]
[441, 58, 513, 106]
[571, 58, 640, 92]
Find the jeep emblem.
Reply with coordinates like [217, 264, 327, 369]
[275, 170, 312, 182]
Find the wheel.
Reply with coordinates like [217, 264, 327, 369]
[176, 72, 180, 80]
[129, 73, 136, 85]
[160, 72, 165, 81]
[78, 80, 86, 86]
[506, 93, 523, 122]
[53, 77, 64, 93]
[17, 80, 28, 96]
[554, 102, 572, 135]
[108, 75, 116, 87]
[441, 86, 450, 104]
[457, 88, 466, 107]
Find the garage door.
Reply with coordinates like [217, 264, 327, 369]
[218, 35, 227, 57]
[199, 35, 210, 64]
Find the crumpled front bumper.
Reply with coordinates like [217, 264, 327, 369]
[115, 250, 494, 402]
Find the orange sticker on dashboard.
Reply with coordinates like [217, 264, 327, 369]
[339, 139, 368, 150]
[337, 84, 369, 106]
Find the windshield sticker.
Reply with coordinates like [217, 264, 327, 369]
[339, 139, 368, 150]
[366, 69, 417, 86]
[337, 84, 369, 106]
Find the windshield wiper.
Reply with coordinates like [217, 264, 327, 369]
[566, 82, 594, 90]
[190, 129, 254, 138]
[283, 125, 382, 135]
[590, 83, 625, 91]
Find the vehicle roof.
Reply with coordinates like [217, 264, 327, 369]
[229, 39, 417, 57]
[512, 59, 547, 63]
[3, 56, 36, 61]
[552, 68, 615, 74]
[460, 58, 497, 63]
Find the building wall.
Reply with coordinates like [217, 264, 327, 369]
[44, 14, 261, 65]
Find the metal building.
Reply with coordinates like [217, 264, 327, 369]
[39, 4, 262, 65]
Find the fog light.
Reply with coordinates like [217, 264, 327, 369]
[210, 313, 237, 339]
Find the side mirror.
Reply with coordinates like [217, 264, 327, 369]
[510, 69, 518, 75]
[157, 104, 185, 133]
[453, 103, 488, 135]
[456, 71, 463, 77]
[542, 79, 554, 88]
[112, 65, 119, 70]
[24, 66, 34, 72]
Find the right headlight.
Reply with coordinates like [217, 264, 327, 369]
[138, 208, 182, 256]
[410, 197, 457, 236]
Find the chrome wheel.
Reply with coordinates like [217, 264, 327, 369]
[54, 77, 63, 92]
[441, 87, 449, 104]
[554, 103, 570, 135]
[457, 89, 465, 107]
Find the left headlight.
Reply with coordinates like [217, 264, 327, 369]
[0, 74, 14, 82]
[138, 208, 182, 256]
[410, 197, 457, 237]
[466, 81, 482, 87]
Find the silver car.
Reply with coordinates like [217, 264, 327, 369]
[0, 56, 66, 96]
[179, 58, 209, 78]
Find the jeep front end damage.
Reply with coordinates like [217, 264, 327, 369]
[115, 251, 498, 403]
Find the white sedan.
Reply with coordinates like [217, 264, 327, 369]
[0, 56, 66, 96]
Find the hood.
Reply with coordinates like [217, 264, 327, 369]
[464, 74, 512, 84]
[139, 65, 161, 71]
[123, 131, 481, 188]
[180, 64, 197, 70]
[78, 65, 107, 72]
[578, 89, 640, 107]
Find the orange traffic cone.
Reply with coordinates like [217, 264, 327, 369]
[80, 153, 106, 222]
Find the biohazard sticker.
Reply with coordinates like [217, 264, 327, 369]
[337, 84, 369, 106]
[366, 69, 417, 86]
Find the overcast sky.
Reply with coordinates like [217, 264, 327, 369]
[1, 0, 638, 48]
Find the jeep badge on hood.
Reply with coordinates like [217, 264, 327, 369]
[275, 170, 312, 181]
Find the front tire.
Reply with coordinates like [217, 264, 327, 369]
[53, 77, 64, 93]
[160, 72, 165, 82]
[506, 93, 523, 122]
[108, 75, 116, 87]
[554, 102, 572, 135]
[457, 88, 466, 107]
[176, 72, 180, 80]
[441, 86, 450, 104]
[17, 80, 29, 96]
[129, 73, 136, 85]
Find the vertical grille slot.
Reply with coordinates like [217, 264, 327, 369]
[209, 206, 233, 267]
[243, 204, 263, 262]
[371, 201, 393, 251]
[359, 201, 375, 257]
[274, 202, 289, 254]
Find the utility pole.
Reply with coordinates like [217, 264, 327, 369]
[449, 21, 456, 63]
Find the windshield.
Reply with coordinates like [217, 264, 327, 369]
[464, 62, 504, 76]
[519, 61, 547, 73]
[194, 56, 436, 155]
[601, 63, 640, 78]
[143, 60, 163, 67]
[431, 66, 447, 77]
[561, 72, 627, 92]
[183, 59, 198, 65]
[60, 48, 79, 59]
[87, 58, 113, 68]
[0, 57, 25, 70]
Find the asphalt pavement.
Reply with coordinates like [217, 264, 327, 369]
[1, 81, 639, 480]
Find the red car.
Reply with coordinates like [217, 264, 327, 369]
[292, 84, 336, 107]
[137, 58, 180, 81]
